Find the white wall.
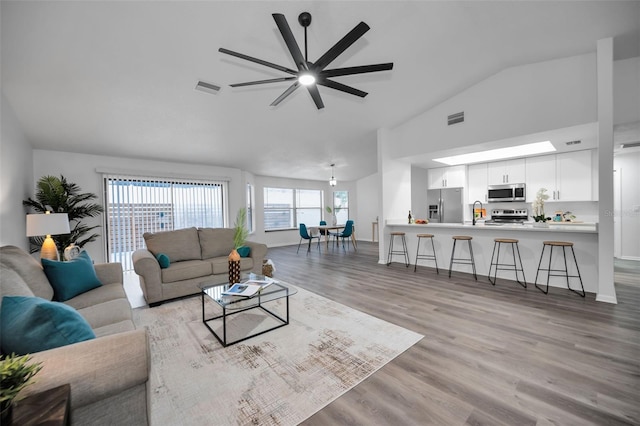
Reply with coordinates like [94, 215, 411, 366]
[614, 57, 640, 125]
[0, 94, 34, 250]
[614, 151, 640, 260]
[356, 172, 380, 242]
[31, 150, 244, 262]
[390, 53, 597, 158]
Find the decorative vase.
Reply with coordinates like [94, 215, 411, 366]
[262, 259, 273, 277]
[228, 249, 241, 284]
[331, 214, 337, 226]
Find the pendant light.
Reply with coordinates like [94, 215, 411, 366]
[329, 164, 337, 187]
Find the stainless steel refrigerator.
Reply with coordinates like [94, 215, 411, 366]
[427, 187, 464, 223]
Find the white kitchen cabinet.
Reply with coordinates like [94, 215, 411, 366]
[428, 165, 466, 189]
[525, 155, 556, 202]
[525, 150, 592, 202]
[467, 163, 488, 203]
[556, 151, 592, 201]
[487, 159, 526, 185]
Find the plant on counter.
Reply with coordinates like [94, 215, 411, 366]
[531, 188, 550, 222]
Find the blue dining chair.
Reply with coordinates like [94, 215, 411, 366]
[297, 223, 320, 254]
[335, 220, 356, 251]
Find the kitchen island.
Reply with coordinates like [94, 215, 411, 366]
[384, 222, 598, 294]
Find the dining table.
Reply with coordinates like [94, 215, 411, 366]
[316, 224, 357, 250]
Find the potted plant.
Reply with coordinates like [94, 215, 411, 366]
[1, 353, 43, 423]
[23, 175, 104, 258]
[228, 208, 249, 283]
[531, 188, 550, 223]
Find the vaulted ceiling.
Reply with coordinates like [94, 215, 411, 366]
[2, 1, 638, 181]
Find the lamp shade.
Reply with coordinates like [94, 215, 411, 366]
[26, 213, 70, 237]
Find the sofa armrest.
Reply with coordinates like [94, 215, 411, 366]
[132, 249, 163, 304]
[245, 241, 268, 274]
[24, 329, 149, 411]
[94, 262, 123, 285]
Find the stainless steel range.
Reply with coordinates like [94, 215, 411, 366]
[487, 208, 529, 225]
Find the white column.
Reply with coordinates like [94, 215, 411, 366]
[596, 37, 617, 304]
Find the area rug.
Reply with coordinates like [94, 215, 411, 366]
[133, 283, 423, 425]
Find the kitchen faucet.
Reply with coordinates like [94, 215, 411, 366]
[472, 200, 483, 225]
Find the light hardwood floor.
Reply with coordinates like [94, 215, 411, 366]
[266, 242, 640, 425]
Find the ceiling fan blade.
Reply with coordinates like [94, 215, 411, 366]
[230, 77, 297, 87]
[219, 48, 297, 75]
[322, 63, 394, 78]
[317, 79, 368, 98]
[270, 82, 300, 107]
[306, 84, 325, 109]
[272, 14, 308, 71]
[314, 22, 370, 70]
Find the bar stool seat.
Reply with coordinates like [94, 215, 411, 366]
[448, 236, 477, 280]
[488, 238, 526, 288]
[534, 241, 585, 297]
[414, 233, 439, 274]
[387, 232, 409, 267]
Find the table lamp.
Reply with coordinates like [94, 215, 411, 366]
[26, 212, 70, 260]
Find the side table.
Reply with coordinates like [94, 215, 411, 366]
[12, 384, 70, 426]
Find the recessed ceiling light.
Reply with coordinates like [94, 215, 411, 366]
[433, 141, 556, 166]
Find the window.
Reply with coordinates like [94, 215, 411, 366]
[264, 187, 322, 231]
[333, 191, 349, 224]
[104, 175, 227, 270]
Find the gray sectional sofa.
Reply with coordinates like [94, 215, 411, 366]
[132, 227, 268, 306]
[0, 245, 149, 426]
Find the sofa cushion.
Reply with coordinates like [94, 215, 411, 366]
[198, 228, 235, 259]
[207, 257, 254, 275]
[42, 251, 103, 302]
[0, 245, 54, 300]
[1, 296, 95, 355]
[63, 282, 128, 311]
[161, 260, 212, 283]
[0, 264, 35, 299]
[156, 253, 170, 268]
[144, 227, 201, 262]
[76, 298, 133, 330]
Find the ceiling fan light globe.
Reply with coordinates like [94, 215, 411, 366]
[298, 73, 316, 86]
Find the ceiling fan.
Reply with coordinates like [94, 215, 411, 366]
[219, 12, 394, 109]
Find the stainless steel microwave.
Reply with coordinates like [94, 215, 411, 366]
[487, 183, 526, 202]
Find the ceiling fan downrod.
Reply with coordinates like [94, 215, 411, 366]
[298, 12, 312, 63]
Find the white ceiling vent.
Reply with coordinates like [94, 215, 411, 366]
[448, 112, 464, 126]
[565, 140, 582, 146]
[195, 81, 221, 94]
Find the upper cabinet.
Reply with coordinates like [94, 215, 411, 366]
[467, 163, 488, 203]
[525, 150, 593, 202]
[487, 159, 526, 185]
[428, 165, 466, 189]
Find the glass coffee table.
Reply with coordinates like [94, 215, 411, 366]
[199, 276, 297, 347]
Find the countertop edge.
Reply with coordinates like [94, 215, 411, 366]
[385, 222, 598, 234]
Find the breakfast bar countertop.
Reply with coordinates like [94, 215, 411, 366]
[386, 221, 598, 233]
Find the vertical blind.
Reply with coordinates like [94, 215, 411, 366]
[103, 174, 227, 270]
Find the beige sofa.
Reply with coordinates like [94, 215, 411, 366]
[0, 245, 149, 426]
[132, 227, 268, 306]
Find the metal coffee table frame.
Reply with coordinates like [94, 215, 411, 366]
[200, 281, 294, 347]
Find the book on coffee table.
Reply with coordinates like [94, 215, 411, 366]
[222, 283, 263, 297]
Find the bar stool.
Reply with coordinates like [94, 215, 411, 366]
[488, 238, 526, 287]
[534, 241, 585, 297]
[448, 236, 477, 280]
[414, 234, 439, 274]
[387, 232, 409, 267]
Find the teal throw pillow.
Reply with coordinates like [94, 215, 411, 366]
[1, 296, 96, 355]
[41, 251, 103, 302]
[237, 246, 251, 258]
[156, 253, 170, 268]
